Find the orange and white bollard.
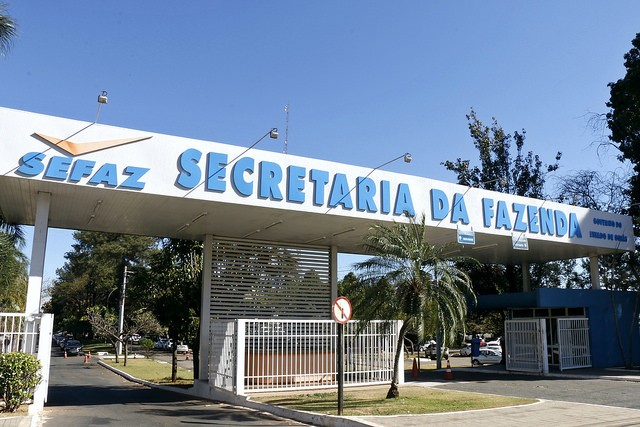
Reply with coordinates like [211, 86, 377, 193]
[444, 359, 453, 380]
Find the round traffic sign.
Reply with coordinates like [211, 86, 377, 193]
[332, 296, 352, 324]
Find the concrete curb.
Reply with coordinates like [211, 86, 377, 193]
[97, 359, 373, 427]
[438, 366, 640, 383]
[97, 359, 640, 427]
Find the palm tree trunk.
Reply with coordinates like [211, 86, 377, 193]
[387, 320, 411, 399]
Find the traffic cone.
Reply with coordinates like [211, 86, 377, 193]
[444, 359, 453, 380]
[64, 350, 67, 359]
[83, 354, 88, 364]
[411, 357, 420, 378]
[88, 351, 92, 359]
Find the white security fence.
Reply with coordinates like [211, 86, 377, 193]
[210, 319, 401, 395]
[557, 318, 592, 371]
[505, 319, 548, 374]
[0, 312, 54, 413]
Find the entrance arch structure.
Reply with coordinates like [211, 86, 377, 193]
[0, 107, 635, 391]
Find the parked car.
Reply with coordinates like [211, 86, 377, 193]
[459, 343, 472, 356]
[176, 343, 189, 354]
[485, 343, 502, 353]
[423, 342, 448, 360]
[64, 339, 83, 356]
[127, 334, 141, 344]
[472, 348, 502, 366]
[485, 338, 502, 353]
[155, 338, 173, 350]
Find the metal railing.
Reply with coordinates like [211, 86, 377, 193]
[210, 319, 401, 394]
[0, 313, 40, 354]
[558, 318, 592, 371]
[0, 312, 54, 413]
[505, 318, 548, 374]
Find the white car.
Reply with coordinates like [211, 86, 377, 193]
[176, 344, 189, 354]
[472, 348, 502, 366]
[485, 343, 502, 353]
[459, 343, 472, 356]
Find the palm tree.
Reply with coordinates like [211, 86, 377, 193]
[0, 2, 17, 56]
[0, 232, 28, 311]
[354, 214, 476, 398]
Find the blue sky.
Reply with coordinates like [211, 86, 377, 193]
[3, 2, 639, 282]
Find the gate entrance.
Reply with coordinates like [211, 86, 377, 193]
[557, 318, 592, 371]
[505, 317, 592, 374]
[505, 319, 548, 374]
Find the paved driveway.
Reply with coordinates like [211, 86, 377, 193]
[41, 347, 307, 427]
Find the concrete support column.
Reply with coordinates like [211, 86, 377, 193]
[330, 245, 338, 308]
[198, 234, 213, 381]
[589, 256, 601, 290]
[25, 192, 51, 315]
[521, 261, 531, 292]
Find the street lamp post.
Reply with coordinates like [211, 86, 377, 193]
[116, 265, 130, 355]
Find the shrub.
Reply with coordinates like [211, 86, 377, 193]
[140, 338, 155, 356]
[0, 352, 42, 412]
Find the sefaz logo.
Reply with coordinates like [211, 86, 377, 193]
[16, 133, 152, 190]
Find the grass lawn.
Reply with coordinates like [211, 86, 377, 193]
[82, 341, 116, 354]
[254, 385, 537, 416]
[102, 358, 194, 386]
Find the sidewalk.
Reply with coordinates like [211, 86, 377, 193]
[344, 364, 640, 427]
[12, 360, 640, 427]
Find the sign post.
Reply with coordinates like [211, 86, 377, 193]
[332, 296, 352, 416]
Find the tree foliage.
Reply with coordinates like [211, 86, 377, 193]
[0, 233, 28, 312]
[0, 2, 17, 56]
[443, 109, 561, 197]
[147, 239, 202, 381]
[47, 231, 157, 337]
[442, 109, 570, 293]
[0, 214, 27, 312]
[607, 32, 640, 210]
[353, 215, 475, 398]
[86, 305, 161, 365]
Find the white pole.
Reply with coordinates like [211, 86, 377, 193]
[25, 192, 51, 315]
[117, 265, 127, 355]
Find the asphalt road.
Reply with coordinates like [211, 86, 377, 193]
[41, 347, 307, 426]
[417, 368, 640, 409]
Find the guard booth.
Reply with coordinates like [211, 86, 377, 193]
[479, 288, 640, 372]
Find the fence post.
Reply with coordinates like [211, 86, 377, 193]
[539, 318, 549, 375]
[30, 314, 53, 415]
[235, 320, 246, 395]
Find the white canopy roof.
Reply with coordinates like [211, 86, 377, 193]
[0, 107, 634, 264]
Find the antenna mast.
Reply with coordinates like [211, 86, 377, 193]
[283, 103, 290, 154]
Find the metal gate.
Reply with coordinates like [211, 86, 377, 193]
[557, 318, 591, 371]
[505, 319, 548, 374]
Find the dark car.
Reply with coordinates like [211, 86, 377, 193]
[64, 339, 83, 356]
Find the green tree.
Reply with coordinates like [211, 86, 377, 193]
[48, 231, 157, 337]
[147, 239, 202, 381]
[558, 168, 639, 367]
[607, 32, 640, 210]
[443, 109, 566, 293]
[0, 2, 16, 56]
[354, 215, 475, 399]
[0, 214, 27, 312]
[86, 306, 161, 365]
[0, 233, 27, 312]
